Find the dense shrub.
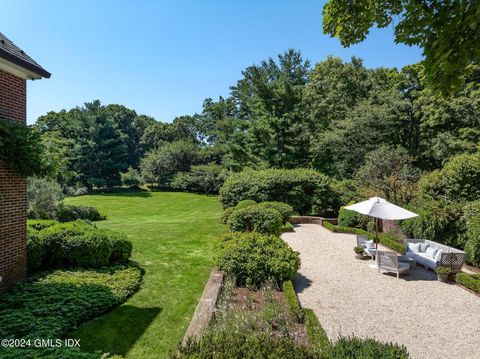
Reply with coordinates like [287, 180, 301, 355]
[219, 168, 335, 215]
[27, 221, 133, 272]
[121, 166, 143, 187]
[235, 199, 258, 209]
[463, 201, 480, 266]
[174, 331, 319, 358]
[327, 337, 408, 359]
[283, 281, 304, 323]
[400, 200, 466, 249]
[258, 201, 294, 224]
[27, 176, 64, 220]
[215, 232, 300, 288]
[228, 205, 283, 235]
[338, 206, 369, 229]
[26, 219, 58, 231]
[456, 273, 480, 294]
[56, 204, 106, 222]
[171, 163, 228, 194]
[220, 207, 235, 224]
[0, 266, 141, 358]
[418, 152, 480, 202]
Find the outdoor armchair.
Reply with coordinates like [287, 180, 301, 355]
[377, 250, 409, 278]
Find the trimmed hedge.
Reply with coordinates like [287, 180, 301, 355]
[220, 207, 235, 224]
[27, 220, 132, 273]
[235, 199, 258, 209]
[283, 281, 304, 323]
[456, 273, 480, 294]
[327, 337, 409, 359]
[258, 201, 294, 224]
[215, 232, 300, 288]
[227, 205, 283, 235]
[56, 204, 106, 222]
[0, 265, 142, 358]
[219, 168, 335, 215]
[323, 222, 405, 254]
[303, 308, 329, 351]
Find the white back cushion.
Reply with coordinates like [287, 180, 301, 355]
[426, 247, 438, 259]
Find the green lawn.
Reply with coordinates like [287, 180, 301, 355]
[65, 191, 224, 358]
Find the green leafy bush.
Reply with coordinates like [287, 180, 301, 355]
[235, 199, 258, 209]
[220, 207, 235, 224]
[27, 176, 64, 220]
[27, 221, 133, 272]
[174, 332, 320, 358]
[303, 308, 329, 351]
[463, 200, 480, 267]
[418, 152, 480, 202]
[400, 200, 466, 249]
[327, 337, 409, 359]
[0, 118, 50, 178]
[456, 273, 480, 294]
[282, 281, 304, 323]
[338, 206, 369, 229]
[219, 168, 335, 215]
[171, 163, 228, 194]
[227, 205, 283, 235]
[56, 204, 106, 222]
[121, 166, 143, 187]
[215, 232, 300, 288]
[0, 266, 141, 358]
[258, 201, 294, 224]
[27, 219, 58, 231]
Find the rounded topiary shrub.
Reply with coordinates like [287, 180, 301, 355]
[228, 205, 283, 235]
[215, 232, 300, 288]
[56, 205, 105, 222]
[219, 168, 334, 215]
[257, 201, 294, 224]
[235, 199, 257, 209]
[220, 207, 235, 224]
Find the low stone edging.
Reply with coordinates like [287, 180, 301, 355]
[183, 269, 224, 343]
[289, 216, 337, 226]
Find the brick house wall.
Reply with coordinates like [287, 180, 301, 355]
[0, 67, 27, 292]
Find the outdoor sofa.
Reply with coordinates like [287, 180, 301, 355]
[405, 239, 466, 273]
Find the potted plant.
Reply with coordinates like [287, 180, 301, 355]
[436, 266, 450, 282]
[354, 246, 365, 259]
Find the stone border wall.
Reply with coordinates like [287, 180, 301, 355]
[183, 269, 224, 343]
[289, 216, 338, 226]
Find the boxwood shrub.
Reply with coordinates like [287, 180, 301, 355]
[227, 205, 283, 235]
[219, 168, 335, 215]
[215, 232, 300, 288]
[456, 273, 480, 294]
[283, 280, 303, 323]
[27, 220, 133, 273]
[220, 207, 235, 224]
[0, 265, 141, 358]
[258, 201, 294, 224]
[56, 204, 106, 222]
[235, 199, 257, 209]
[338, 206, 369, 229]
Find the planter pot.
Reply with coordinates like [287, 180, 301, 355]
[354, 253, 364, 259]
[437, 274, 449, 282]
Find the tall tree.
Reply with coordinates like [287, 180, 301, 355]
[322, 0, 480, 94]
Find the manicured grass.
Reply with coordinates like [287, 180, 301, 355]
[65, 192, 225, 358]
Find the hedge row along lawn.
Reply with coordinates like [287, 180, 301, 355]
[65, 192, 225, 358]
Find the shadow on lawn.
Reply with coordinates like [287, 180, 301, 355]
[74, 305, 161, 357]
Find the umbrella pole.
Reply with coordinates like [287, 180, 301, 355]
[375, 217, 378, 250]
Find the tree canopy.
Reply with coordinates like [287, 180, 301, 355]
[322, 0, 480, 95]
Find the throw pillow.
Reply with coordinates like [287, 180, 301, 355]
[408, 243, 421, 253]
[419, 243, 430, 253]
[426, 247, 438, 259]
[365, 240, 375, 249]
[435, 250, 444, 261]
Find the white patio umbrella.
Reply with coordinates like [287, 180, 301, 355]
[344, 197, 418, 249]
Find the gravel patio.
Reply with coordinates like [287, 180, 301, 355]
[282, 224, 480, 359]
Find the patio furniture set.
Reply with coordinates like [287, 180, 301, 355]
[356, 235, 467, 279]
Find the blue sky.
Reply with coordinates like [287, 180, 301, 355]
[1, 0, 422, 124]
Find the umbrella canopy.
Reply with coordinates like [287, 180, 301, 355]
[344, 197, 418, 220]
